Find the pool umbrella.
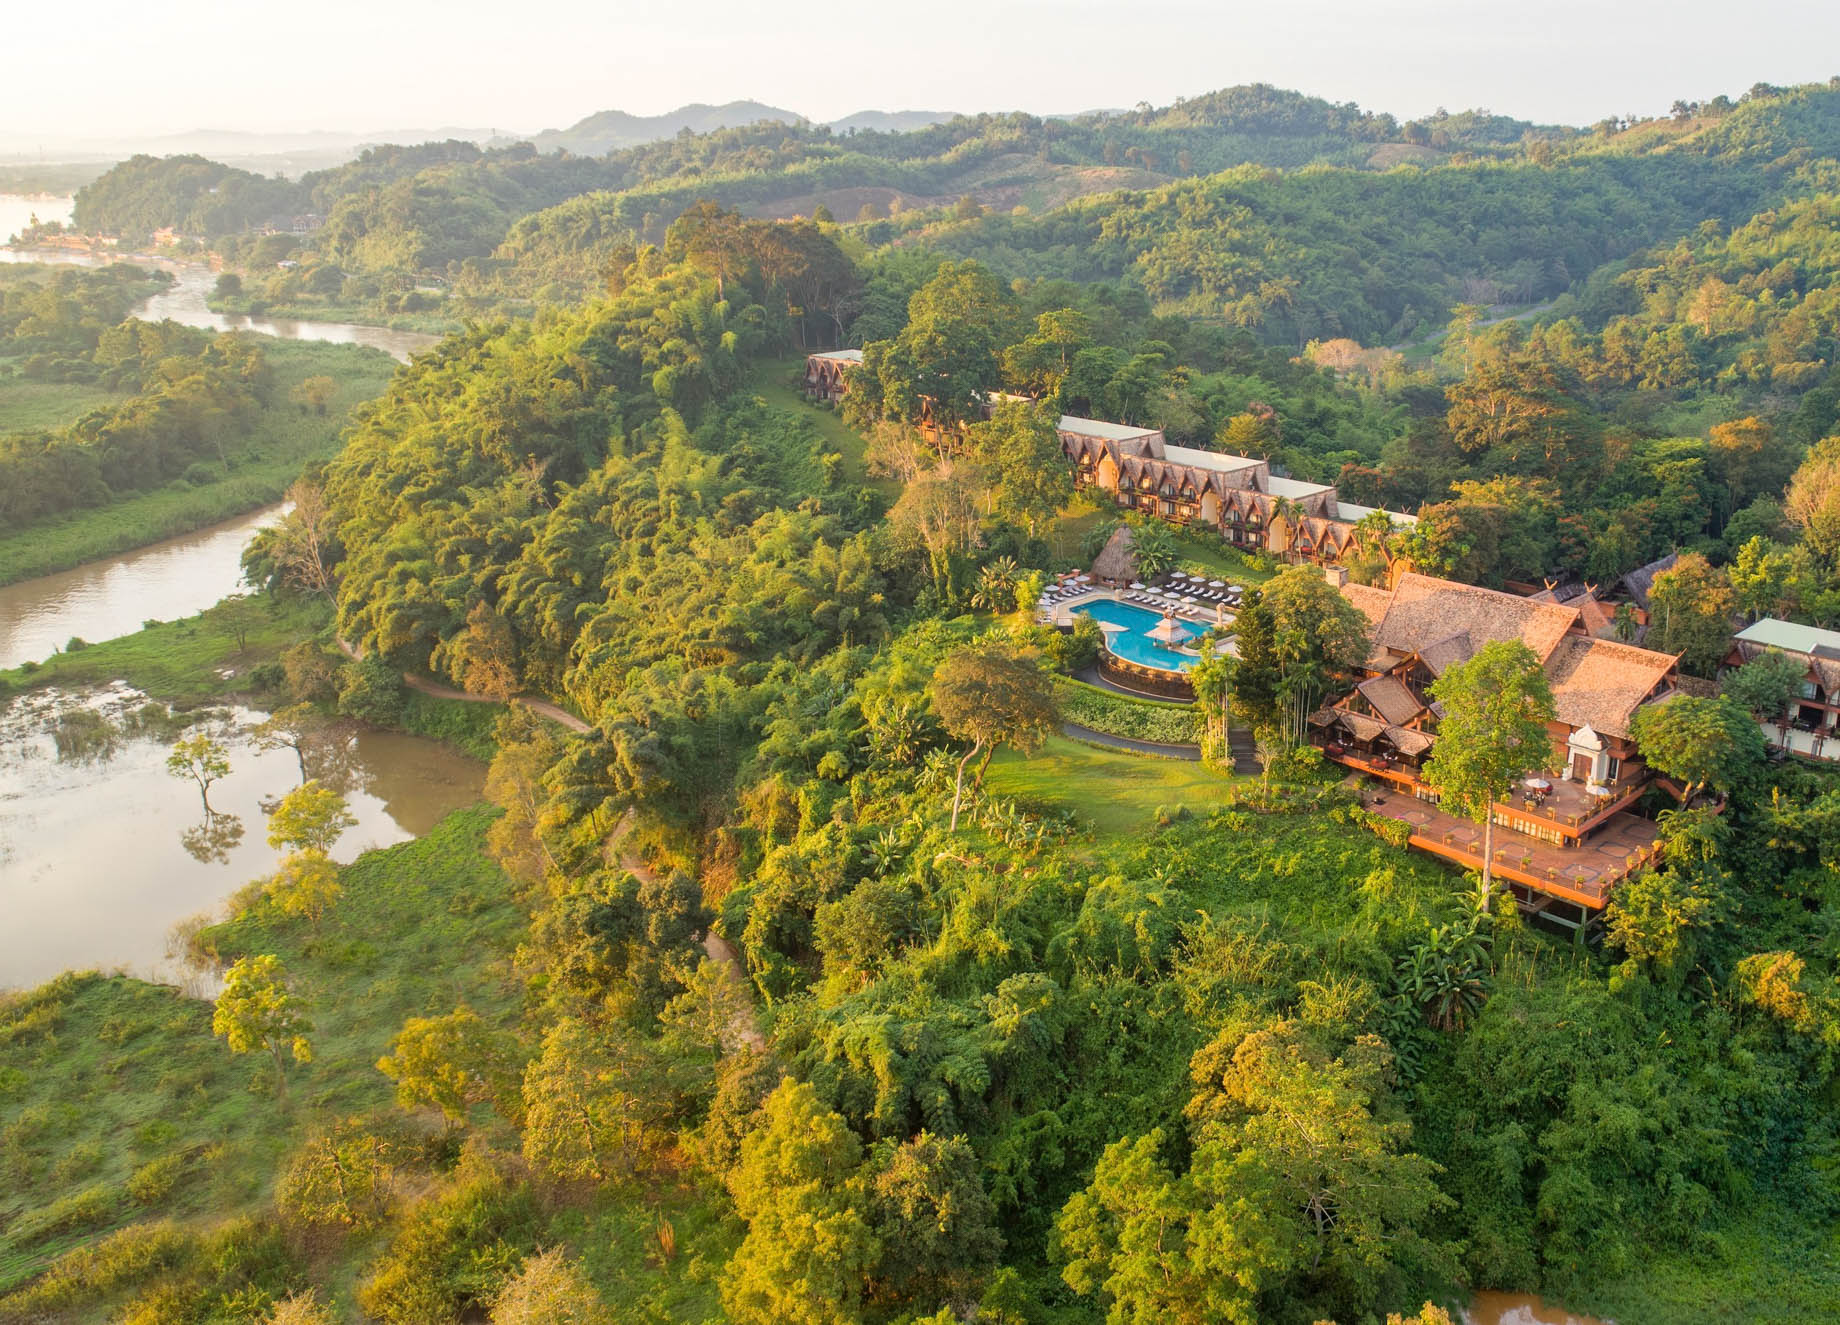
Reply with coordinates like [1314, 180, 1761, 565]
[1147, 614, 1188, 645]
[1209, 580, 1225, 587]
[1130, 581, 1145, 589]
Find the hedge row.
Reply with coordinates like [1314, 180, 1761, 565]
[1052, 676, 1202, 745]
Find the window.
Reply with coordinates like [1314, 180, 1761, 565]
[1161, 499, 1175, 516]
[1606, 756, 1621, 783]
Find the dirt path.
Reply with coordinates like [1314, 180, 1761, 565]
[335, 637, 589, 733]
[608, 810, 766, 1054]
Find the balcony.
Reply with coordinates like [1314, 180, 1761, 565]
[1312, 737, 1649, 841]
[1357, 786, 1661, 910]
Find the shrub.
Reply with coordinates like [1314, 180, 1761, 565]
[1051, 677, 1201, 745]
[337, 655, 407, 727]
[9, 1183, 119, 1245]
[128, 1152, 187, 1207]
[0, 1222, 194, 1321]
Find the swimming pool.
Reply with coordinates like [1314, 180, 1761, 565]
[1073, 598, 1200, 672]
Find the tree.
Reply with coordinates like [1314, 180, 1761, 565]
[216, 593, 266, 652]
[1646, 555, 1735, 677]
[1784, 434, 1840, 567]
[435, 601, 522, 700]
[929, 641, 1058, 830]
[520, 1018, 665, 1183]
[1630, 695, 1765, 804]
[1423, 640, 1555, 903]
[1722, 651, 1804, 723]
[722, 1080, 880, 1325]
[868, 1131, 1002, 1307]
[213, 954, 312, 1100]
[869, 261, 1019, 432]
[970, 556, 1021, 612]
[887, 464, 983, 599]
[268, 478, 340, 599]
[1231, 568, 1371, 743]
[1124, 516, 1176, 578]
[277, 1124, 395, 1230]
[166, 731, 230, 812]
[967, 401, 1073, 536]
[377, 1006, 522, 1126]
[490, 1248, 611, 1325]
[289, 375, 338, 415]
[266, 779, 357, 855]
[253, 702, 353, 786]
[1189, 643, 1237, 766]
[1058, 1024, 1451, 1325]
[265, 849, 343, 921]
[1727, 537, 1817, 622]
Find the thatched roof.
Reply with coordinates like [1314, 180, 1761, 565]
[1544, 636, 1679, 738]
[1090, 525, 1138, 583]
[1358, 674, 1425, 726]
[1385, 726, 1436, 756]
[1621, 552, 1679, 612]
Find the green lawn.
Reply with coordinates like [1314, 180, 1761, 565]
[0, 339, 396, 586]
[985, 733, 1233, 835]
[0, 375, 128, 432]
[0, 596, 326, 706]
[1170, 533, 1274, 585]
[746, 358, 901, 499]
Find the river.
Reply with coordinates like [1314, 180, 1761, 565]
[0, 505, 282, 671]
[0, 685, 483, 991]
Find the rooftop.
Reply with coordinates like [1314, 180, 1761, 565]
[1371, 573, 1581, 664]
[1161, 442, 1264, 474]
[809, 348, 863, 363]
[1265, 474, 1335, 500]
[1058, 414, 1164, 443]
[1335, 499, 1419, 527]
[1543, 636, 1679, 739]
[1734, 617, 1840, 656]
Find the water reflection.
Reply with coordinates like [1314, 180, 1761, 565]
[0, 685, 485, 990]
[1465, 1291, 1611, 1325]
[0, 504, 283, 670]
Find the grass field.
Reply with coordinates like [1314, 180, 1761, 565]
[0, 596, 327, 705]
[0, 374, 128, 432]
[0, 339, 396, 587]
[985, 733, 1233, 834]
[0, 809, 524, 1306]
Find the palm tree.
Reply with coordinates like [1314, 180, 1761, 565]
[1267, 496, 1304, 562]
[970, 556, 1021, 611]
[1400, 923, 1491, 1032]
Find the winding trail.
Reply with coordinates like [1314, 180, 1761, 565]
[340, 635, 766, 1052]
[334, 637, 589, 732]
[609, 810, 766, 1054]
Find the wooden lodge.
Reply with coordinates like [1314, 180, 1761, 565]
[1057, 417, 1416, 568]
[803, 349, 862, 403]
[1725, 617, 1840, 761]
[1311, 571, 1683, 925]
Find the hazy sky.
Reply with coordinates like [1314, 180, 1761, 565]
[7, 0, 1839, 144]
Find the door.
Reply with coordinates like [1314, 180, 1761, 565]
[1571, 752, 1592, 782]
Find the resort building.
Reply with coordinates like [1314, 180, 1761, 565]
[804, 349, 862, 403]
[798, 355, 1414, 567]
[1056, 417, 1416, 566]
[1310, 571, 1683, 926]
[1725, 617, 1840, 760]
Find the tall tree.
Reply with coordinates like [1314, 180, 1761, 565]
[1231, 568, 1370, 743]
[1630, 695, 1765, 804]
[1645, 553, 1736, 676]
[1423, 640, 1556, 904]
[929, 640, 1058, 830]
[213, 954, 313, 1100]
[967, 401, 1073, 536]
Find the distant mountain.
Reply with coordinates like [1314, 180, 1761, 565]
[530, 102, 804, 155]
[827, 110, 956, 135]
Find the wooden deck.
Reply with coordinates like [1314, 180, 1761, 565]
[1361, 789, 1660, 909]
[1318, 743, 1646, 842]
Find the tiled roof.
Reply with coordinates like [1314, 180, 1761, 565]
[1416, 631, 1473, 676]
[1372, 573, 1580, 664]
[1358, 674, 1425, 726]
[1543, 636, 1678, 738]
[1340, 583, 1393, 629]
[1385, 726, 1436, 756]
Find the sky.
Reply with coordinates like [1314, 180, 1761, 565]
[5, 0, 1839, 148]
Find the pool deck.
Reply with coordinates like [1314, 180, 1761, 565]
[1041, 586, 1238, 642]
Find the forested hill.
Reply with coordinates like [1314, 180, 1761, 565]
[70, 83, 1549, 254]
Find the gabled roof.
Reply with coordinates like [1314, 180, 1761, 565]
[1090, 524, 1138, 583]
[1621, 552, 1679, 611]
[1358, 674, 1425, 726]
[1415, 631, 1474, 677]
[1543, 637, 1678, 739]
[1372, 573, 1580, 664]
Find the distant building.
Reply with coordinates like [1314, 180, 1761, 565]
[803, 349, 862, 403]
[1725, 617, 1840, 760]
[1058, 418, 1415, 566]
[1312, 571, 1683, 926]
